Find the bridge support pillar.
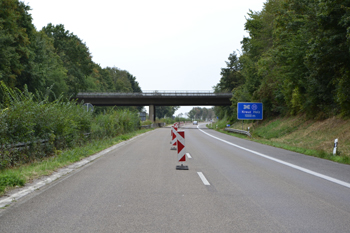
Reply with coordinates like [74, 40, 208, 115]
[149, 105, 156, 122]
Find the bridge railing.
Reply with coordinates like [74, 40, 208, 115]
[77, 91, 232, 97]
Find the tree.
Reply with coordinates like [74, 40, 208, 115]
[187, 107, 214, 120]
[304, 0, 350, 116]
[42, 24, 93, 95]
[0, 0, 34, 89]
[29, 31, 68, 97]
[214, 51, 244, 121]
[215, 51, 245, 93]
[0, 1, 144, 110]
[0, 1, 68, 98]
[155, 106, 179, 119]
[127, 73, 142, 93]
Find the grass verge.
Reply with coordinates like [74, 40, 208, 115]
[0, 128, 153, 196]
[212, 115, 350, 165]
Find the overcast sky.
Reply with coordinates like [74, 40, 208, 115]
[25, 0, 266, 116]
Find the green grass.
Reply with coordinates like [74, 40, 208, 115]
[0, 128, 153, 196]
[252, 118, 306, 139]
[215, 115, 350, 165]
[221, 128, 350, 164]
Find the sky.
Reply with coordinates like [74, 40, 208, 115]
[25, 0, 266, 116]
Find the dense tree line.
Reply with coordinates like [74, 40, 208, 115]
[187, 107, 215, 121]
[214, 0, 350, 121]
[0, 0, 142, 101]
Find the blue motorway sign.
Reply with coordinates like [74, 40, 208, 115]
[237, 102, 263, 120]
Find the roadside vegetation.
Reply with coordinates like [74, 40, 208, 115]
[0, 0, 143, 102]
[214, 0, 350, 121]
[0, 0, 149, 196]
[186, 107, 215, 121]
[141, 116, 193, 126]
[0, 83, 146, 195]
[0, 128, 152, 196]
[209, 115, 350, 165]
[210, 0, 350, 165]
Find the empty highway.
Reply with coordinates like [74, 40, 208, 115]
[1, 123, 350, 232]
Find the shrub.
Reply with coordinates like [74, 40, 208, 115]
[0, 82, 140, 170]
[91, 109, 140, 138]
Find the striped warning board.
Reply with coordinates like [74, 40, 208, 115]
[171, 124, 177, 144]
[170, 126, 174, 144]
[177, 131, 185, 162]
[172, 126, 178, 146]
[171, 126, 177, 150]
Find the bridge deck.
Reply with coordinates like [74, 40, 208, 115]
[76, 91, 232, 106]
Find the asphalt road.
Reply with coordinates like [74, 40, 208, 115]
[1, 123, 350, 232]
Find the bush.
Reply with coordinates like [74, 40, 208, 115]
[91, 109, 140, 138]
[141, 120, 153, 126]
[0, 82, 140, 170]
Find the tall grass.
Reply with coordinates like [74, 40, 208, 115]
[0, 82, 140, 170]
[91, 108, 140, 138]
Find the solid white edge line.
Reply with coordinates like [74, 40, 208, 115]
[197, 124, 350, 189]
[197, 172, 210, 185]
[186, 153, 192, 159]
[0, 131, 153, 208]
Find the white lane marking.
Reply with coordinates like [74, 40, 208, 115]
[197, 172, 210, 185]
[186, 153, 192, 159]
[197, 125, 350, 189]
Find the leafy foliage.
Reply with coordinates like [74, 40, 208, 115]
[0, 82, 140, 170]
[0, 1, 142, 101]
[42, 24, 93, 95]
[155, 106, 179, 119]
[0, 0, 33, 89]
[214, 0, 350, 121]
[91, 108, 140, 138]
[187, 107, 215, 120]
[213, 52, 244, 121]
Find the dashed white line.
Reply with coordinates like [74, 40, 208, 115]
[186, 153, 192, 159]
[197, 124, 350, 189]
[197, 172, 210, 185]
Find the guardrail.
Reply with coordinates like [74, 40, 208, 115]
[2, 133, 91, 150]
[224, 128, 251, 137]
[2, 139, 49, 150]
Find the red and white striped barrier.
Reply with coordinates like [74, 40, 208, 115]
[170, 126, 173, 144]
[171, 126, 177, 150]
[176, 131, 188, 170]
[177, 131, 185, 162]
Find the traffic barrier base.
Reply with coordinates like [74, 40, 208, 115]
[176, 164, 189, 170]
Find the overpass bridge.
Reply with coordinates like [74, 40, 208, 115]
[76, 91, 232, 121]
